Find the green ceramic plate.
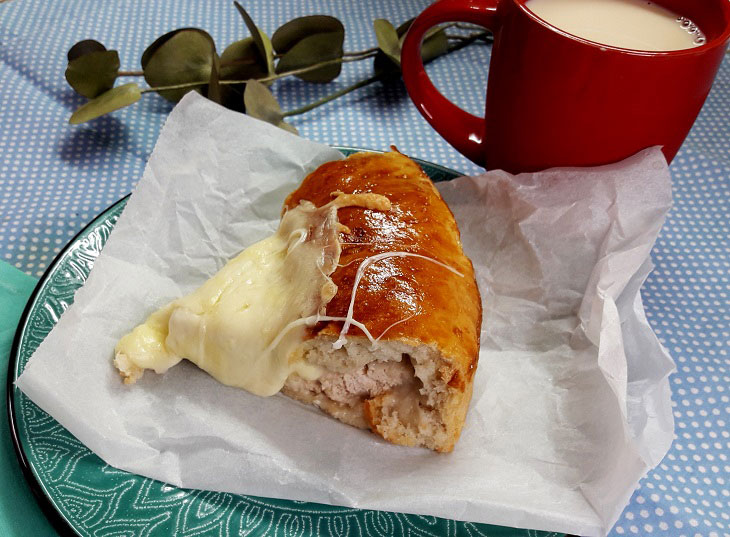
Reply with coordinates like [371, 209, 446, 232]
[8, 148, 564, 537]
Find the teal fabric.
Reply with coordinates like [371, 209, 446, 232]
[0, 261, 58, 536]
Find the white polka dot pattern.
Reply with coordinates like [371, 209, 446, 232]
[0, 1, 728, 535]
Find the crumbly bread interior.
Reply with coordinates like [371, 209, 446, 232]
[283, 335, 467, 452]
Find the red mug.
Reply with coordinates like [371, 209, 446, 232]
[401, 0, 730, 173]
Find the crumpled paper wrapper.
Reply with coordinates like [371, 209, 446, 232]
[16, 92, 675, 537]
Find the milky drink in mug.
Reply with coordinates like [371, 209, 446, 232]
[525, 0, 705, 51]
[401, 0, 730, 172]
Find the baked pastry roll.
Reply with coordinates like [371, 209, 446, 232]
[115, 150, 481, 452]
[281, 150, 481, 452]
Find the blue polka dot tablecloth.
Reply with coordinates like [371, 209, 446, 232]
[0, 0, 728, 536]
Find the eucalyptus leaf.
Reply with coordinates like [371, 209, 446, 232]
[142, 29, 217, 102]
[420, 27, 449, 62]
[276, 120, 298, 135]
[272, 15, 344, 54]
[69, 83, 141, 124]
[243, 80, 298, 134]
[275, 32, 344, 83]
[373, 19, 448, 78]
[373, 19, 401, 66]
[67, 39, 106, 62]
[141, 27, 200, 69]
[65, 50, 120, 98]
[395, 18, 416, 40]
[242, 79, 282, 122]
[207, 52, 222, 104]
[220, 38, 267, 80]
[397, 19, 449, 62]
[218, 38, 265, 112]
[258, 31, 276, 79]
[233, 2, 275, 77]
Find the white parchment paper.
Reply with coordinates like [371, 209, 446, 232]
[16, 92, 675, 536]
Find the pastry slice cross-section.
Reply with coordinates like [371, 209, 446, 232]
[115, 150, 482, 452]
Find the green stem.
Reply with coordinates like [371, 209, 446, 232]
[140, 53, 377, 94]
[277, 27, 485, 118]
[275, 47, 378, 60]
[446, 31, 492, 42]
[343, 47, 379, 57]
[140, 82, 203, 94]
[255, 53, 376, 82]
[447, 30, 492, 52]
[282, 75, 382, 117]
[455, 22, 485, 31]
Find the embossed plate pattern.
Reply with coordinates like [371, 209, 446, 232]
[7, 149, 563, 537]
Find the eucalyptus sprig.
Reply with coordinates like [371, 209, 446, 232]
[65, 2, 491, 131]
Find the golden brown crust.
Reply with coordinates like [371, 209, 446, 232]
[285, 150, 481, 372]
[284, 150, 482, 451]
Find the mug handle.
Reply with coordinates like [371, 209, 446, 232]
[401, 0, 500, 166]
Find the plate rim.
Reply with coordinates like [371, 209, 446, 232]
[5, 146, 463, 537]
[6, 191, 131, 537]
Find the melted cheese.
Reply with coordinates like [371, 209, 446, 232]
[115, 201, 341, 396]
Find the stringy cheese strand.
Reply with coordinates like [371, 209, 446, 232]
[263, 316, 316, 356]
[268, 248, 464, 355]
[286, 228, 308, 254]
[264, 313, 378, 356]
[315, 315, 377, 344]
[371, 310, 419, 349]
[332, 251, 464, 350]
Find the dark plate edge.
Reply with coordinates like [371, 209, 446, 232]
[5, 146, 462, 537]
[7, 193, 132, 537]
